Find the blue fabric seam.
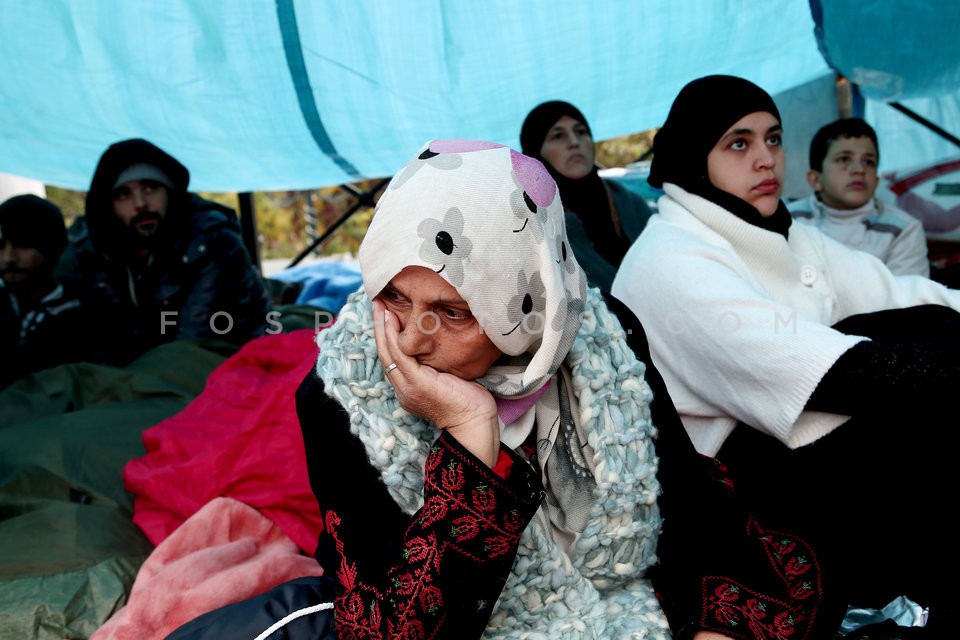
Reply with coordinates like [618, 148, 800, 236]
[276, 0, 363, 179]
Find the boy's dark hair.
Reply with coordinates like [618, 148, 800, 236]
[808, 117, 878, 172]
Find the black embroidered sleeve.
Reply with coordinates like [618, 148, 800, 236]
[296, 371, 543, 640]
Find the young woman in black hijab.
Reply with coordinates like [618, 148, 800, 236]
[520, 101, 652, 296]
[614, 74, 960, 638]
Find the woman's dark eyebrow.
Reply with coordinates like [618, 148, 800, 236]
[718, 127, 751, 142]
[719, 122, 782, 142]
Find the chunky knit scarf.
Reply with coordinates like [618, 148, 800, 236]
[316, 286, 669, 639]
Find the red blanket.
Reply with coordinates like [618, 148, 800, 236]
[124, 329, 324, 554]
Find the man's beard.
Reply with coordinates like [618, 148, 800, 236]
[125, 210, 165, 250]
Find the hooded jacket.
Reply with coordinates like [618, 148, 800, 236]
[61, 139, 272, 364]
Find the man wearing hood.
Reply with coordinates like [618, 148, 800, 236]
[61, 138, 272, 365]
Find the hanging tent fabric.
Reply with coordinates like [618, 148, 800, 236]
[0, 1, 835, 193]
[4, 1, 958, 194]
[810, 0, 960, 166]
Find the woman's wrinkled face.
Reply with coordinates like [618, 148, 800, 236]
[706, 111, 784, 217]
[539, 115, 595, 180]
[376, 266, 503, 380]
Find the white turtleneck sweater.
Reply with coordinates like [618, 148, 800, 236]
[612, 183, 960, 456]
[788, 193, 929, 277]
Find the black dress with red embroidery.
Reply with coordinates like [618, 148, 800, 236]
[296, 372, 544, 640]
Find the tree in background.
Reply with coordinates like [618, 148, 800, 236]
[44, 132, 652, 263]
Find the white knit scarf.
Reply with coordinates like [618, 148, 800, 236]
[315, 286, 669, 639]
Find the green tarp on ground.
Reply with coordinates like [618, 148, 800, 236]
[0, 305, 322, 640]
[0, 339, 234, 639]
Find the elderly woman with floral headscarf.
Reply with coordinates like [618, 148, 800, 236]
[164, 138, 829, 640]
[613, 75, 960, 638]
[293, 138, 837, 640]
[299, 138, 669, 639]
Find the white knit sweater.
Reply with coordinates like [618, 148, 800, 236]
[612, 183, 960, 456]
[788, 194, 929, 277]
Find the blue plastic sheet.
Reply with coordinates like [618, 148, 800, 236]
[0, 0, 828, 192]
[270, 260, 362, 314]
[0, 1, 956, 192]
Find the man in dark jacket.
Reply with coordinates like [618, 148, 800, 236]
[61, 138, 273, 365]
[0, 194, 94, 387]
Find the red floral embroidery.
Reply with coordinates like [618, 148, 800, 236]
[441, 460, 465, 490]
[393, 571, 418, 595]
[705, 455, 736, 494]
[699, 519, 822, 640]
[483, 534, 516, 557]
[323, 436, 533, 639]
[472, 483, 497, 512]
[501, 508, 525, 533]
[339, 590, 368, 623]
[418, 499, 450, 528]
[419, 584, 444, 612]
[451, 515, 481, 541]
[425, 445, 442, 471]
[404, 534, 436, 563]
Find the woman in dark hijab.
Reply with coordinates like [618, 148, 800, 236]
[521, 101, 652, 296]
[614, 74, 960, 638]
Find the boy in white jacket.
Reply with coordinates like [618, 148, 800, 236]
[788, 117, 930, 276]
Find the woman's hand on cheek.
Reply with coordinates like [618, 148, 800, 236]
[373, 298, 500, 467]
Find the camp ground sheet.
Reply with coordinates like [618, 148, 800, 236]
[0, 305, 322, 640]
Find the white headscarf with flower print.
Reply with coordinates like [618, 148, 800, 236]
[359, 139, 587, 399]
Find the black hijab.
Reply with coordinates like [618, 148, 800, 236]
[648, 75, 792, 238]
[520, 101, 631, 263]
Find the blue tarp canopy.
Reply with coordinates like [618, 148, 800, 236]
[2, 0, 960, 193]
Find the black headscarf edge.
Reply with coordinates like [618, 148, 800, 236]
[648, 75, 791, 237]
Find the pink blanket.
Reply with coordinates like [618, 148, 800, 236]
[91, 496, 324, 640]
[124, 329, 324, 554]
